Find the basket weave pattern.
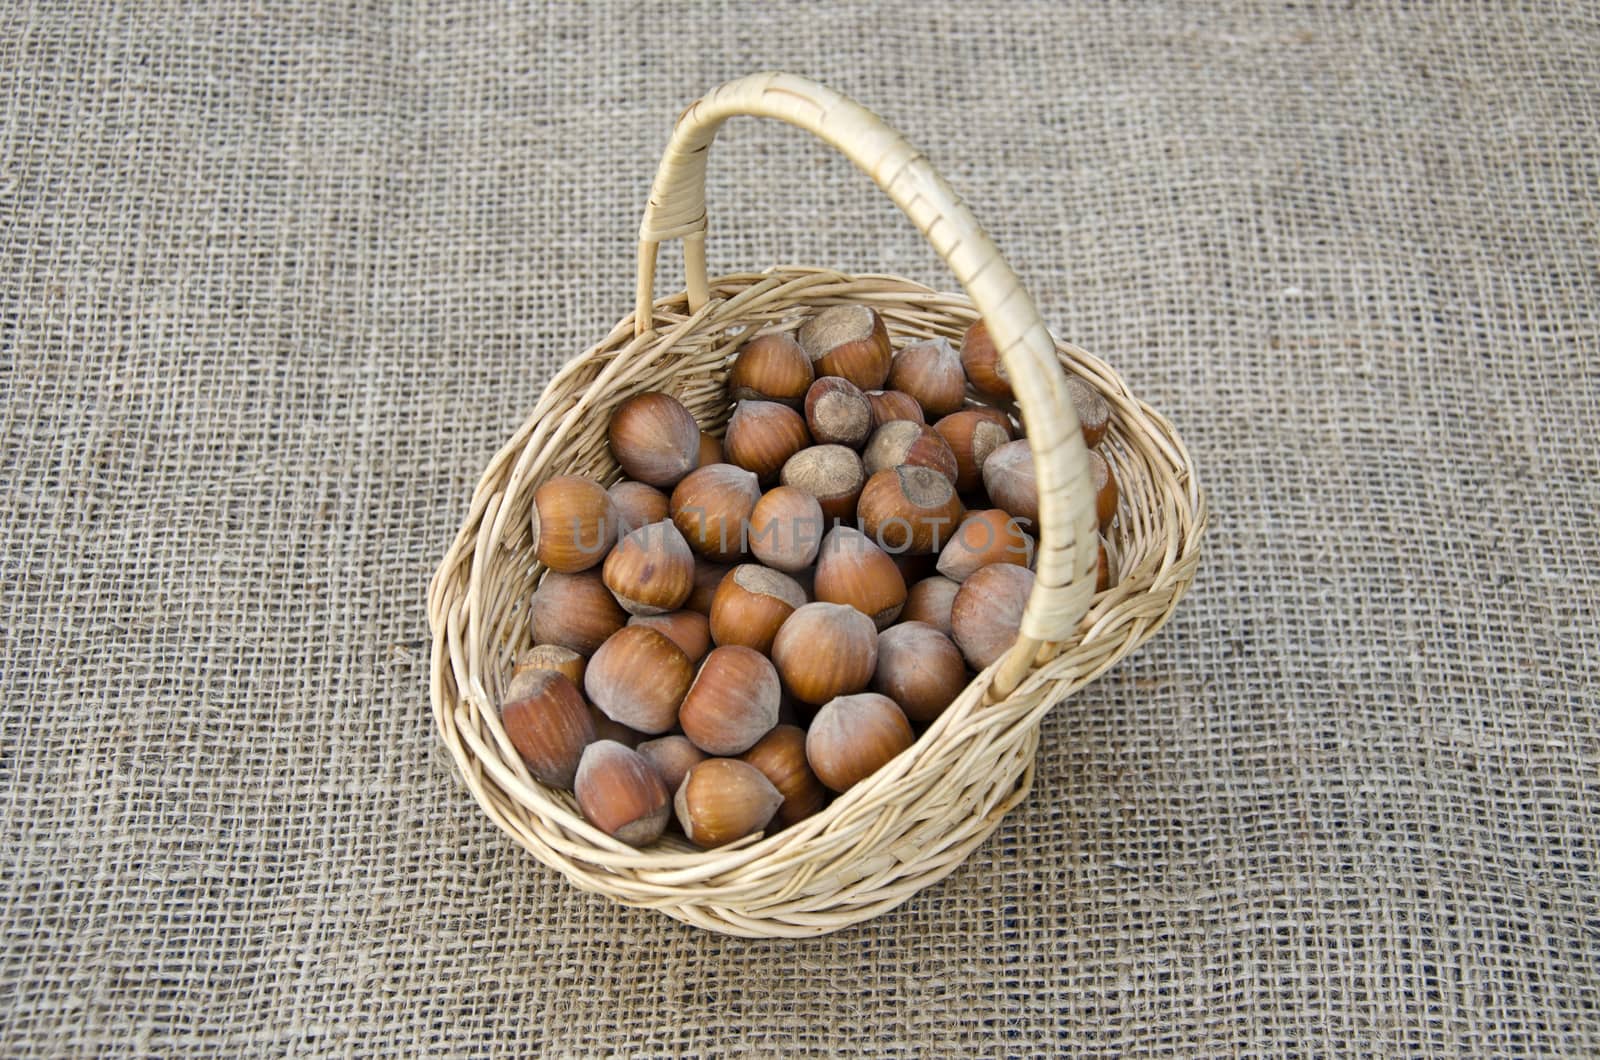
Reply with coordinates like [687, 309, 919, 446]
[428, 77, 1204, 937]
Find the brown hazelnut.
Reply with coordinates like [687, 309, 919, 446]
[602, 519, 694, 615]
[780, 444, 865, 523]
[673, 758, 783, 849]
[1088, 450, 1119, 530]
[950, 563, 1035, 670]
[805, 693, 914, 793]
[748, 486, 825, 572]
[627, 610, 712, 663]
[959, 319, 1012, 400]
[584, 625, 693, 734]
[1096, 535, 1113, 593]
[636, 734, 707, 792]
[529, 476, 617, 573]
[862, 420, 959, 484]
[698, 431, 724, 468]
[873, 622, 968, 723]
[588, 703, 644, 748]
[607, 392, 701, 488]
[679, 645, 781, 755]
[513, 644, 586, 688]
[797, 305, 892, 390]
[685, 559, 733, 615]
[728, 331, 813, 407]
[981, 439, 1038, 527]
[935, 509, 1035, 582]
[1068, 376, 1111, 449]
[813, 526, 907, 629]
[865, 389, 926, 430]
[934, 410, 1012, 493]
[902, 576, 961, 638]
[771, 601, 879, 705]
[575, 740, 670, 846]
[889, 337, 965, 416]
[499, 669, 595, 789]
[670, 463, 760, 562]
[739, 725, 828, 828]
[804, 376, 872, 448]
[724, 400, 810, 483]
[891, 550, 938, 586]
[708, 564, 806, 654]
[857, 466, 966, 555]
[608, 480, 670, 537]
[530, 570, 628, 656]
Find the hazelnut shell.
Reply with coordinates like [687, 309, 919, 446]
[805, 693, 914, 793]
[607, 392, 701, 488]
[575, 740, 671, 846]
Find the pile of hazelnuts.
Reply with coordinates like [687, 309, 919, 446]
[500, 305, 1118, 850]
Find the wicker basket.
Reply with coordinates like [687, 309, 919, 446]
[428, 73, 1205, 938]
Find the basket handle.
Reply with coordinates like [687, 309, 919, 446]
[634, 73, 1099, 696]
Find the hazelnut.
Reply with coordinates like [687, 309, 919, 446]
[739, 724, 828, 828]
[780, 444, 865, 523]
[1088, 450, 1119, 530]
[499, 669, 595, 789]
[708, 564, 806, 654]
[1068, 376, 1111, 449]
[891, 550, 938, 586]
[865, 389, 925, 430]
[575, 740, 670, 846]
[813, 526, 907, 629]
[797, 305, 892, 390]
[805, 693, 914, 793]
[889, 337, 965, 416]
[934, 410, 1012, 493]
[685, 559, 733, 615]
[862, 420, 959, 484]
[857, 466, 966, 555]
[608, 392, 701, 488]
[873, 622, 968, 723]
[901, 575, 961, 638]
[950, 563, 1035, 670]
[512, 644, 586, 688]
[981, 440, 1037, 527]
[673, 758, 783, 849]
[804, 376, 872, 448]
[679, 645, 781, 755]
[698, 431, 724, 468]
[771, 601, 878, 705]
[726, 400, 806, 483]
[748, 486, 825, 572]
[724, 400, 810, 483]
[627, 610, 712, 663]
[959, 319, 1012, 400]
[608, 480, 670, 537]
[584, 625, 693, 734]
[728, 331, 813, 407]
[530, 570, 627, 656]
[588, 703, 644, 749]
[602, 519, 694, 615]
[636, 734, 707, 793]
[529, 476, 617, 573]
[935, 509, 1035, 582]
[670, 463, 760, 561]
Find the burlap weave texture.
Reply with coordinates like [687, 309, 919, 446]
[3, 2, 1597, 1055]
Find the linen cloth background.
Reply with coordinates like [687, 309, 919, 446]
[4, 1, 1598, 1055]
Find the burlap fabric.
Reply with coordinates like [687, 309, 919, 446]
[4, 2, 1596, 1055]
